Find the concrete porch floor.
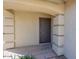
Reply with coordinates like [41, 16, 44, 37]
[3, 43, 66, 59]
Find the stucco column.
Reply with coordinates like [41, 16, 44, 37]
[51, 14, 64, 56]
[3, 10, 15, 49]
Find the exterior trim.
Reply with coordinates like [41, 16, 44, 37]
[53, 25, 64, 26]
[3, 33, 14, 34]
[4, 17, 14, 19]
[52, 42, 63, 47]
[53, 34, 64, 36]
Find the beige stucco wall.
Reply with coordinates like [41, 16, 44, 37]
[15, 11, 51, 47]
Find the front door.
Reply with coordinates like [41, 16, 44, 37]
[39, 18, 51, 43]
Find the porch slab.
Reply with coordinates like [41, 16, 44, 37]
[4, 43, 66, 59]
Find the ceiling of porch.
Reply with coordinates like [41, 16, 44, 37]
[4, 0, 65, 15]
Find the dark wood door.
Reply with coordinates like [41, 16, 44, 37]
[39, 18, 51, 43]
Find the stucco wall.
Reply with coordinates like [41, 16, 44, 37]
[15, 11, 51, 47]
[64, 0, 76, 59]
